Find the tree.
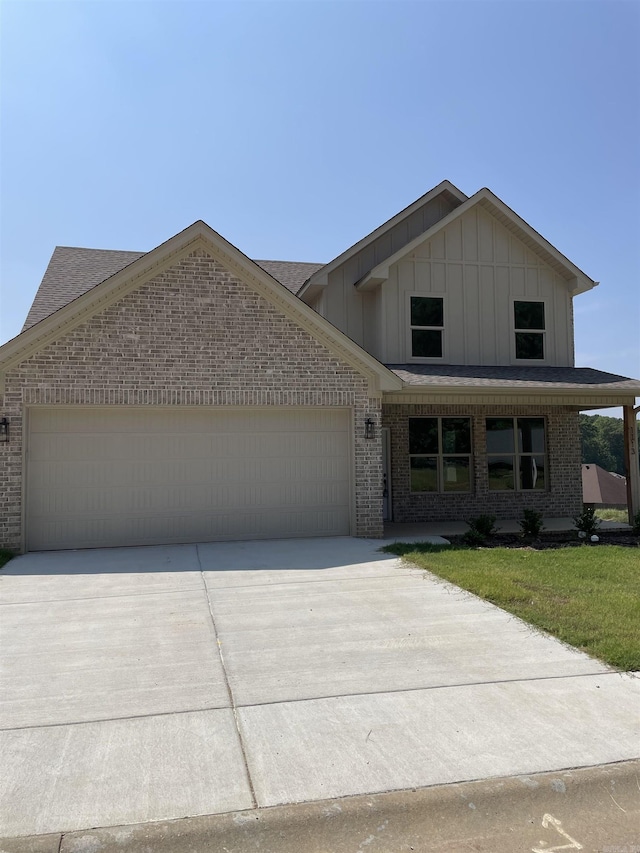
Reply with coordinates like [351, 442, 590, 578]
[579, 413, 640, 475]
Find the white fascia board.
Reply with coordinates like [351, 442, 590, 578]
[298, 180, 468, 298]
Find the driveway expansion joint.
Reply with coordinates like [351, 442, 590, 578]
[231, 668, 620, 709]
[197, 543, 258, 810]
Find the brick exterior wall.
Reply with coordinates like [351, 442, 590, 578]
[0, 250, 383, 551]
[383, 403, 583, 522]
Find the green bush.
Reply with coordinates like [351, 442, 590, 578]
[574, 506, 600, 537]
[467, 514, 498, 537]
[632, 510, 640, 535]
[462, 514, 498, 546]
[461, 528, 488, 547]
[520, 508, 545, 539]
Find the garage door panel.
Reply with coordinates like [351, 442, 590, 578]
[29, 480, 350, 519]
[26, 408, 352, 550]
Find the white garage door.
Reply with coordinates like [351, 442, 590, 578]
[26, 408, 352, 551]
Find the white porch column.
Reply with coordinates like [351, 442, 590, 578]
[623, 403, 640, 523]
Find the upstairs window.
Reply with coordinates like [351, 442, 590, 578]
[409, 417, 472, 493]
[486, 417, 546, 491]
[514, 301, 545, 359]
[411, 296, 444, 358]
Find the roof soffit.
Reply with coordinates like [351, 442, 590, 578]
[0, 222, 401, 394]
[356, 189, 597, 294]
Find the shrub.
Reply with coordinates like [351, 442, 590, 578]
[461, 528, 488, 547]
[467, 514, 498, 538]
[520, 509, 545, 539]
[574, 506, 600, 537]
[632, 510, 640, 535]
[462, 514, 498, 546]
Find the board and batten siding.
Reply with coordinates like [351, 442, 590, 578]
[384, 206, 574, 365]
[320, 194, 461, 350]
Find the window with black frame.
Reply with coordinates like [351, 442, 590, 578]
[486, 417, 546, 491]
[514, 301, 545, 359]
[410, 296, 444, 358]
[409, 417, 472, 492]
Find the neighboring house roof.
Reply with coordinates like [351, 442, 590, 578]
[388, 364, 640, 394]
[22, 247, 324, 332]
[357, 188, 597, 295]
[582, 463, 628, 506]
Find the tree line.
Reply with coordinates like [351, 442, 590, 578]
[580, 414, 640, 475]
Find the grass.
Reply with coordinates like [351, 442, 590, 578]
[595, 508, 629, 523]
[0, 549, 14, 570]
[382, 542, 640, 671]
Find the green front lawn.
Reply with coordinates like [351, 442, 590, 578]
[595, 508, 629, 524]
[383, 543, 640, 671]
[0, 549, 14, 570]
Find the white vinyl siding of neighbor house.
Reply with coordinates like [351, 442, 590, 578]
[381, 206, 575, 366]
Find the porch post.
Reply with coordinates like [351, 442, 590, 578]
[622, 403, 640, 523]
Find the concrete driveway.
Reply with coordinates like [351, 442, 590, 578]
[1, 537, 638, 838]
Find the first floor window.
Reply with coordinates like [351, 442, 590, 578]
[486, 417, 546, 490]
[411, 296, 444, 358]
[409, 417, 472, 492]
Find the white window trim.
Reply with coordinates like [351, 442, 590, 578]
[409, 416, 473, 494]
[510, 297, 549, 364]
[407, 292, 447, 362]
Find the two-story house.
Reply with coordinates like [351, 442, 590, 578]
[1, 181, 639, 552]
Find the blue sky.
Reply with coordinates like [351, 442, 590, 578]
[1, 0, 639, 411]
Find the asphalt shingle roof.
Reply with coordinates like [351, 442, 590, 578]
[387, 364, 640, 392]
[582, 464, 628, 506]
[22, 247, 144, 331]
[22, 247, 324, 331]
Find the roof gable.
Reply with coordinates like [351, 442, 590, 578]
[298, 180, 468, 299]
[356, 189, 597, 295]
[0, 221, 401, 393]
[23, 247, 323, 332]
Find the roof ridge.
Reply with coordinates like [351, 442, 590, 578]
[54, 245, 145, 254]
[253, 258, 324, 265]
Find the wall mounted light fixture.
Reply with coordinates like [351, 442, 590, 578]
[0, 418, 8, 443]
[364, 418, 375, 440]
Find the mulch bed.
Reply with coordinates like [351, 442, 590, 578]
[447, 530, 640, 550]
